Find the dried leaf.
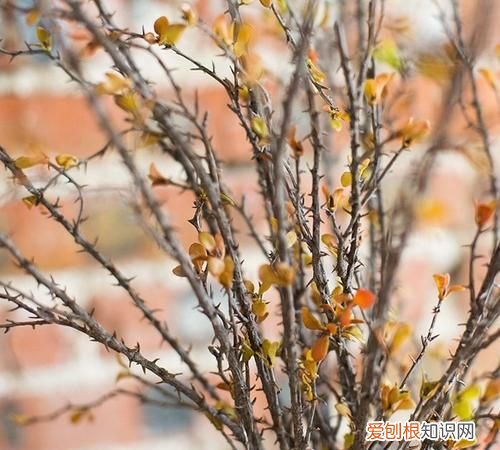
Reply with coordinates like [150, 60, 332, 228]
[148, 163, 169, 186]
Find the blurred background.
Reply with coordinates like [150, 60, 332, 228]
[0, 0, 499, 449]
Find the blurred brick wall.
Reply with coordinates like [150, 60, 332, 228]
[0, 1, 499, 449]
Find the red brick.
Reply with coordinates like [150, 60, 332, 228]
[16, 388, 140, 450]
[0, 95, 124, 159]
[7, 325, 72, 370]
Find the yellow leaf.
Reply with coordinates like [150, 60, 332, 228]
[416, 53, 454, 82]
[199, 232, 216, 253]
[259, 262, 295, 289]
[252, 299, 268, 322]
[213, 15, 232, 46]
[70, 408, 90, 424]
[55, 154, 79, 170]
[140, 132, 161, 148]
[154, 16, 186, 46]
[208, 256, 225, 277]
[15, 153, 48, 169]
[262, 339, 280, 367]
[259, 0, 273, 7]
[95, 72, 132, 95]
[114, 91, 140, 115]
[364, 74, 394, 105]
[233, 23, 252, 58]
[219, 256, 234, 289]
[459, 384, 481, 402]
[478, 68, 497, 90]
[335, 402, 351, 417]
[36, 26, 51, 51]
[364, 79, 378, 104]
[286, 230, 297, 248]
[452, 399, 473, 420]
[154, 16, 169, 35]
[241, 337, 254, 362]
[453, 439, 477, 449]
[420, 379, 440, 399]
[340, 171, 352, 188]
[399, 118, 430, 148]
[189, 242, 207, 271]
[302, 307, 324, 331]
[388, 323, 412, 354]
[251, 116, 268, 140]
[181, 4, 198, 26]
[307, 59, 326, 84]
[373, 39, 402, 70]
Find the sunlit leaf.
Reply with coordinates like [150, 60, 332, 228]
[154, 16, 186, 46]
[233, 22, 252, 58]
[36, 26, 52, 51]
[55, 154, 78, 170]
[340, 171, 352, 188]
[95, 72, 132, 95]
[199, 231, 216, 253]
[213, 15, 232, 46]
[181, 3, 198, 26]
[251, 116, 269, 140]
[15, 153, 48, 169]
[398, 118, 430, 148]
[302, 307, 324, 331]
[22, 195, 39, 209]
[335, 402, 351, 417]
[208, 257, 225, 277]
[433, 273, 450, 300]
[307, 58, 326, 84]
[219, 256, 234, 289]
[252, 299, 268, 322]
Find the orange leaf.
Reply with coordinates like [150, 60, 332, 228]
[311, 335, 329, 362]
[433, 273, 450, 300]
[475, 200, 496, 229]
[353, 288, 376, 309]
